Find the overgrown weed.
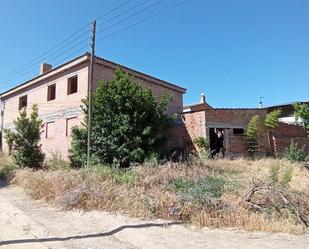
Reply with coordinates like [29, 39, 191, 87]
[11, 157, 309, 234]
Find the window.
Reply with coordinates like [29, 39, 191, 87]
[233, 128, 244, 135]
[66, 117, 79, 137]
[67, 75, 78, 95]
[19, 95, 28, 110]
[47, 84, 56, 101]
[45, 122, 55, 138]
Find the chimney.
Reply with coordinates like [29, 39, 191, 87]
[259, 96, 264, 109]
[40, 63, 52, 75]
[200, 93, 206, 104]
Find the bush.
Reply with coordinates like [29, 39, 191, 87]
[0, 155, 18, 180]
[284, 140, 307, 162]
[4, 105, 45, 168]
[70, 69, 171, 167]
[193, 136, 209, 151]
[293, 103, 309, 137]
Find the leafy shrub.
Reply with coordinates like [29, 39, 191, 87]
[284, 140, 307, 162]
[4, 105, 45, 168]
[69, 126, 88, 167]
[193, 136, 209, 151]
[70, 69, 171, 167]
[293, 103, 309, 137]
[0, 159, 18, 179]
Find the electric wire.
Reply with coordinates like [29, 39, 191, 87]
[0, 0, 137, 82]
[0, 0, 191, 94]
[96, 0, 163, 35]
[0, 23, 90, 80]
[96, 0, 191, 42]
[96, 0, 151, 28]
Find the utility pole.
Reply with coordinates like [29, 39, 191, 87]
[87, 20, 96, 167]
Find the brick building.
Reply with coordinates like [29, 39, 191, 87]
[181, 94, 309, 157]
[266, 102, 309, 154]
[0, 53, 186, 158]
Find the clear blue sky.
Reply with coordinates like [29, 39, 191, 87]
[0, 0, 308, 108]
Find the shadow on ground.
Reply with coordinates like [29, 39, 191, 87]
[0, 222, 182, 246]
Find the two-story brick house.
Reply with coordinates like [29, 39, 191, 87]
[0, 53, 186, 158]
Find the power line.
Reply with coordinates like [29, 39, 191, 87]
[96, 0, 163, 35]
[97, 0, 151, 27]
[96, 0, 134, 21]
[0, 30, 89, 82]
[0, 23, 90, 80]
[0, 0, 135, 81]
[96, 0, 191, 42]
[0, 1, 134, 81]
[0, 41, 88, 86]
[0, 44, 88, 94]
[0, 0, 191, 94]
[0, 1, 155, 86]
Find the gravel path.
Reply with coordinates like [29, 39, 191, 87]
[0, 181, 308, 249]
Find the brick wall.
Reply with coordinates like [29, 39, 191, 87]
[273, 122, 309, 153]
[229, 134, 246, 153]
[205, 109, 269, 153]
[181, 108, 269, 155]
[1, 60, 89, 158]
[182, 110, 206, 151]
[93, 59, 184, 114]
[1, 55, 186, 159]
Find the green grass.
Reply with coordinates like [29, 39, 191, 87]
[172, 176, 226, 206]
[87, 165, 136, 184]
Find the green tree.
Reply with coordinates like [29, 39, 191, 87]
[293, 103, 309, 136]
[245, 115, 259, 151]
[4, 105, 45, 168]
[264, 109, 282, 154]
[264, 109, 282, 130]
[70, 69, 171, 167]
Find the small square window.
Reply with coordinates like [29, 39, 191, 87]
[233, 128, 244, 135]
[47, 84, 56, 101]
[67, 75, 78, 95]
[19, 95, 28, 110]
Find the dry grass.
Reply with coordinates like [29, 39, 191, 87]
[11, 157, 309, 234]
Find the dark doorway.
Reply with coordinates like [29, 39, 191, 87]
[209, 128, 224, 156]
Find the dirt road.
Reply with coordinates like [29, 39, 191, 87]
[0, 181, 308, 249]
